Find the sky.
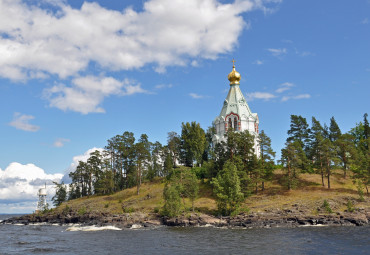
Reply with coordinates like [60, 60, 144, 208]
[0, 0, 369, 213]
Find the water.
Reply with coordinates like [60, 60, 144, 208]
[1, 214, 369, 254]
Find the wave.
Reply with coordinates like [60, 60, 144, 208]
[66, 225, 122, 232]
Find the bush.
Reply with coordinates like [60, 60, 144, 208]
[346, 201, 355, 213]
[322, 200, 333, 213]
[162, 183, 182, 217]
[78, 206, 87, 216]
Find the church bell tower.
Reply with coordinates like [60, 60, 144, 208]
[213, 60, 260, 156]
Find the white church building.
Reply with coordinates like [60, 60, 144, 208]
[213, 61, 260, 156]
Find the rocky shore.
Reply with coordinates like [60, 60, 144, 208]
[2, 208, 369, 229]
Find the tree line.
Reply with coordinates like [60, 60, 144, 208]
[52, 113, 369, 216]
[280, 114, 370, 195]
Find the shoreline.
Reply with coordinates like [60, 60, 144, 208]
[2, 210, 369, 229]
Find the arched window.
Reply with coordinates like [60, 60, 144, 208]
[228, 118, 233, 130]
[234, 118, 238, 131]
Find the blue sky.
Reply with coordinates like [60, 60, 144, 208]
[0, 0, 369, 213]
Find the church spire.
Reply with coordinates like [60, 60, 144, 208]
[227, 59, 241, 85]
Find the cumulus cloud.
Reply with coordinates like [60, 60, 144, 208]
[62, 147, 104, 183]
[0, 147, 104, 212]
[0, 163, 63, 205]
[0, 0, 261, 81]
[0, 0, 279, 114]
[53, 138, 70, 147]
[246, 92, 276, 101]
[44, 76, 148, 114]
[267, 48, 287, 56]
[9, 112, 40, 132]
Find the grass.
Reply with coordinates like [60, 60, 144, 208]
[53, 169, 369, 217]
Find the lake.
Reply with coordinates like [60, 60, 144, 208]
[1, 214, 369, 254]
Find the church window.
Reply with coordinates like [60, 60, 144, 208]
[228, 118, 233, 130]
[234, 118, 238, 131]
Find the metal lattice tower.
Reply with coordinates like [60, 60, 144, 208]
[36, 184, 47, 212]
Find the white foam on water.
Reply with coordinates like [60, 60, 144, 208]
[130, 224, 142, 229]
[66, 225, 121, 232]
[299, 224, 328, 227]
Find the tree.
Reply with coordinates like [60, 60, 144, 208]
[180, 122, 206, 167]
[287, 115, 310, 152]
[287, 115, 310, 169]
[329, 116, 342, 143]
[319, 138, 336, 189]
[167, 132, 181, 167]
[336, 133, 356, 178]
[280, 141, 305, 190]
[258, 130, 276, 191]
[52, 181, 67, 206]
[135, 134, 151, 195]
[162, 181, 182, 217]
[211, 161, 244, 215]
[182, 169, 199, 212]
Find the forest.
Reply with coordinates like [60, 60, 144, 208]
[52, 114, 370, 216]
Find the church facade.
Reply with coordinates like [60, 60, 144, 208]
[212, 61, 260, 156]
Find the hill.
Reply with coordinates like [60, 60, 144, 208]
[4, 169, 369, 228]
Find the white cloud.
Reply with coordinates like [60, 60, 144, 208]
[281, 93, 311, 102]
[362, 18, 369, 24]
[0, 0, 262, 81]
[189, 93, 205, 99]
[0, 147, 106, 213]
[9, 112, 40, 132]
[53, 138, 70, 148]
[246, 92, 276, 101]
[44, 76, 148, 114]
[267, 48, 287, 56]
[254, 60, 263, 65]
[61, 147, 104, 183]
[276, 82, 294, 93]
[0, 162, 63, 208]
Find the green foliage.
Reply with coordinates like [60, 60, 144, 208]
[287, 115, 310, 155]
[52, 181, 67, 207]
[78, 206, 87, 216]
[162, 182, 182, 217]
[322, 200, 333, 213]
[355, 180, 365, 201]
[162, 167, 200, 216]
[329, 116, 342, 142]
[180, 121, 206, 167]
[211, 161, 244, 216]
[280, 140, 305, 190]
[346, 200, 355, 213]
[104, 203, 110, 208]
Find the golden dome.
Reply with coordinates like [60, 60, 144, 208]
[227, 59, 241, 85]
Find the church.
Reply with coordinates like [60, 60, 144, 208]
[213, 61, 260, 156]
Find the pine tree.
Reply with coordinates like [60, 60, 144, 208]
[336, 133, 356, 178]
[211, 161, 244, 215]
[52, 181, 67, 206]
[258, 130, 276, 191]
[280, 140, 305, 190]
[329, 116, 342, 142]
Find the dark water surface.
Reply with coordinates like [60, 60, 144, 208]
[1, 215, 369, 254]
